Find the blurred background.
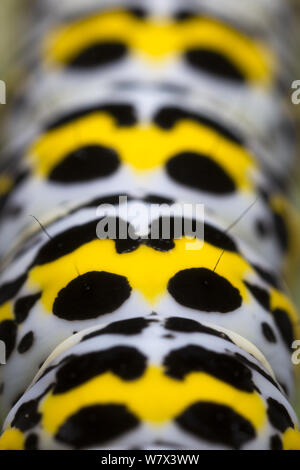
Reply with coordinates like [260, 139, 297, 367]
[0, 0, 300, 415]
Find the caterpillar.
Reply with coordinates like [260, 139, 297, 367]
[0, 0, 300, 450]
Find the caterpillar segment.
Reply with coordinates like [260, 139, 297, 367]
[1, 316, 300, 450]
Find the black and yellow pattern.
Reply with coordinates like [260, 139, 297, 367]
[1, 316, 300, 450]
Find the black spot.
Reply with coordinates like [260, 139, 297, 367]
[168, 268, 242, 313]
[166, 152, 236, 194]
[17, 331, 34, 354]
[272, 308, 294, 350]
[0, 320, 17, 360]
[165, 317, 233, 343]
[56, 404, 139, 448]
[0, 382, 4, 394]
[32, 218, 138, 266]
[185, 48, 246, 83]
[46, 104, 136, 131]
[148, 217, 237, 253]
[261, 323, 276, 343]
[163, 334, 175, 339]
[244, 281, 270, 311]
[75, 193, 132, 210]
[68, 42, 127, 69]
[32, 220, 99, 266]
[143, 194, 174, 205]
[174, 10, 197, 22]
[14, 293, 41, 324]
[53, 346, 146, 394]
[128, 7, 147, 19]
[204, 223, 237, 252]
[267, 397, 294, 432]
[252, 264, 279, 289]
[25, 433, 39, 450]
[255, 219, 270, 238]
[53, 271, 131, 321]
[82, 317, 150, 342]
[273, 212, 289, 252]
[11, 399, 41, 432]
[176, 402, 255, 449]
[154, 106, 243, 145]
[270, 434, 283, 450]
[98, 217, 140, 254]
[49, 145, 120, 183]
[0, 273, 27, 306]
[165, 345, 255, 392]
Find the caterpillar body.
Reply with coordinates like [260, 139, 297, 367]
[0, 0, 300, 450]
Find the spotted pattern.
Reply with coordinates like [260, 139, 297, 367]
[0, 199, 298, 419]
[1, 317, 299, 450]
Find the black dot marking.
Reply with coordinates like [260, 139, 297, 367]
[255, 219, 270, 238]
[82, 317, 150, 342]
[261, 323, 277, 343]
[204, 223, 237, 252]
[166, 152, 236, 194]
[0, 320, 17, 360]
[162, 334, 175, 339]
[68, 42, 127, 69]
[154, 106, 243, 145]
[143, 194, 174, 205]
[25, 433, 39, 450]
[17, 331, 34, 354]
[164, 345, 255, 392]
[74, 193, 132, 211]
[56, 404, 139, 448]
[273, 212, 289, 252]
[244, 281, 270, 311]
[127, 7, 147, 19]
[174, 10, 197, 22]
[165, 317, 233, 343]
[0, 383, 4, 394]
[32, 220, 98, 266]
[272, 308, 294, 350]
[11, 399, 41, 432]
[168, 268, 242, 313]
[53, 346, 146, 395]
[46, 104, 136, 131]
[14, 293, 41, 324]
[32, 218, 138, 267]
[176, 402, 255, 449]
[53, 271, 131, 321]
[185, 48, 246, 83]
[252, 264, 279, 289]
[49, 145, 120, 183]
[270, 434, 283, 450]
[104, 218, 140, 254]
[267, 397, 294, 432]
[0, 273, 27, 306]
